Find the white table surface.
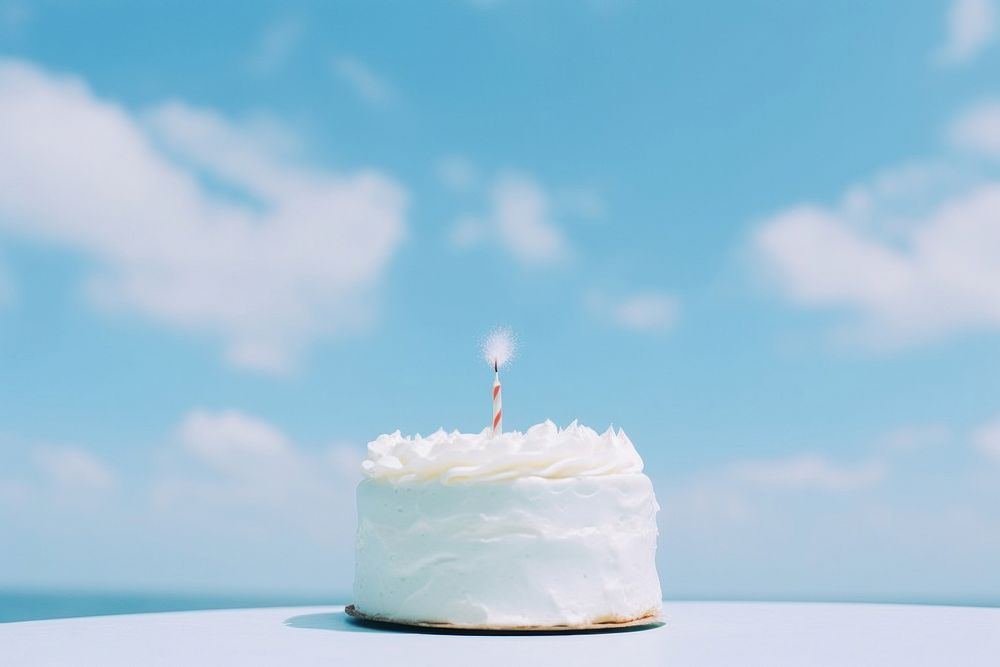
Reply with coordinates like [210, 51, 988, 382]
[3, 602, 999, 666]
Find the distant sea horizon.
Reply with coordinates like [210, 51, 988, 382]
[1, 589, 997, 623]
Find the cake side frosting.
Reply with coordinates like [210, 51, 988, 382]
[353, 473, 661, 627]
[361, 419, 643, 484]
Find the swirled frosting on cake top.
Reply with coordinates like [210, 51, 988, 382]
[361, 419, 643, 484]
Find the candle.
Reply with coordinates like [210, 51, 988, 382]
[492, 362, 503, 436]
[483, 327, 515, 437]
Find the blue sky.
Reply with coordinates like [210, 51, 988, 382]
[2, 0, 1000, 602]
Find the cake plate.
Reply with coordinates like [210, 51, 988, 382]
[344, 604, 662, 632]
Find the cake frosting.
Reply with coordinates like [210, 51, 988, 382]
[362, 420, 643, 483]
[353, 420, 662, 628]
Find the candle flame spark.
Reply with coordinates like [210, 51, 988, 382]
[483, 326, 516, 370]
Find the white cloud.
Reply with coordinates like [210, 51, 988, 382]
[729, 454, 885, 492]
[973, 416, 1000, 463]
[176, 410, 298, 483]
[153, 409, 363, 562]
[0, 479, 30, 505]
[0, 409, 364, 593]
[157, 410, 348, 515]
[837, 160, 972, 224]
[936, 0, 996, 65]
[33, 445, 116, 494]
[448, 170, 572, 265]
[755, 101, 1000, 346]
[752, 165, 1000, 347]
[331, 56, 394, 107]
[493, 173, 570, 263]
[876, 424, 952, 453]
[443, 159, 607, 267]
[247, 17, 303, 76]
[948, 99, 1000, 156]
[0, 58, 408, 372]
[587, 290, 679, 333]
[658, 436, 1000, 600]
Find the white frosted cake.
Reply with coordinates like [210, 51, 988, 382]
[352, 420, 662, 628]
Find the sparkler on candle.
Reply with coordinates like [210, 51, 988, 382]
[483, 327, 515, 437]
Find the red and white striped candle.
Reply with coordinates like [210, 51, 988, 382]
[483, 327, 515, 437]
[492, 363, 503, 435]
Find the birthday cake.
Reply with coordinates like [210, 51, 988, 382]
[352, 420, 662, 629]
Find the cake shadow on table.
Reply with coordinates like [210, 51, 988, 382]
[284, 610, 664, 636]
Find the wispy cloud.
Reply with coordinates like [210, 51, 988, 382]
[247, 17, 303, 76]
[935, 0, 996, 66]
[729, 455, 885, 492]
[331, 56, 395, 107]
[176, 410, 297, 482]
[153, 409, 363, 588]
[587, 290, 679, 333]
[948, 99, 1000, 156]
[973, 416, 1000, 463]
[0, 479, 30, 505]
[155, 410, 361, 524]
[33, 445, 116, 495]
[751, 105, 1000, 349]
[753, 186, 1000, 347]
[658, 424, 1000, 600]
[447, 168, 583, 266]
[0, 410, 363, 592]
[0, 59, 409, 373]
[876, 424, 952, 453]
[491, 173, 571, 264]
